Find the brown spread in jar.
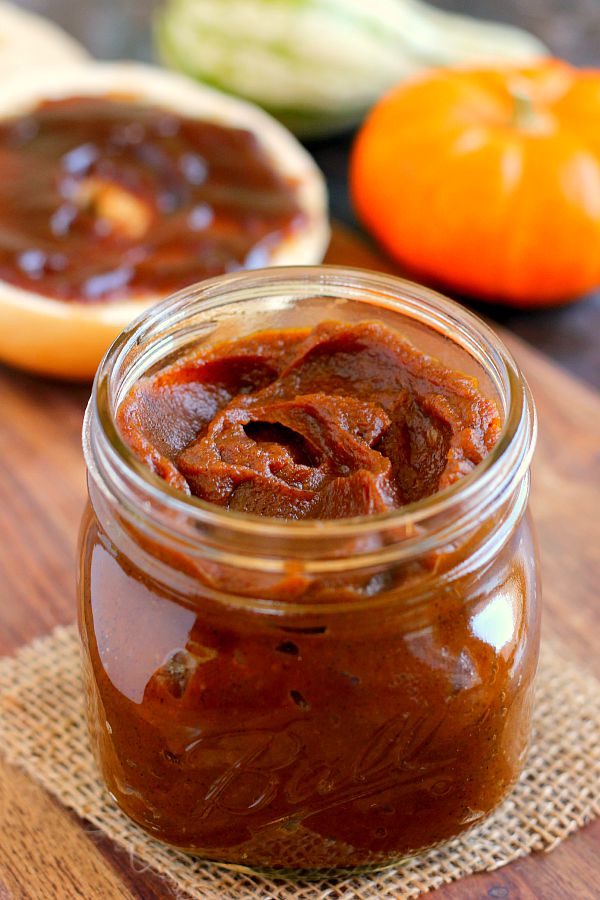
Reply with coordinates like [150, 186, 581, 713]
[119, 320, 501, 517]
[0, 96, 305, 301]
[79, 314, 540, 871]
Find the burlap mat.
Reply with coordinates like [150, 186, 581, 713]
[0, 625, 599, 899]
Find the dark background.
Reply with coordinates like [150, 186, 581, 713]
[17, 0, 600, 387]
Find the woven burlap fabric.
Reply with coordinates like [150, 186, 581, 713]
[0, 626, 599, 899]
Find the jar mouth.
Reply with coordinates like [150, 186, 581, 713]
[86, 265, 536, 550]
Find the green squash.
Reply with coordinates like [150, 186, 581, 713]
[155, 0, 547, 138]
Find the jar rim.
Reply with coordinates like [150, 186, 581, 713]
[85, 265, 536, 555]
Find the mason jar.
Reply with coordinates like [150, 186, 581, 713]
[78, 266, 540, 874]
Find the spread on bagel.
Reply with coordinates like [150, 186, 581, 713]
[0, 95, 306, 302]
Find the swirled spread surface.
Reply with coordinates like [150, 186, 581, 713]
[119, 320, 501, 518]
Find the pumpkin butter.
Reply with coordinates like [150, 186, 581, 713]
[79, 290, 539, 872]
[0, 96, 304, 302]
[118, 321, 501, 518]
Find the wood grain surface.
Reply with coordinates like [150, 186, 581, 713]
[0, 225, 598, 899]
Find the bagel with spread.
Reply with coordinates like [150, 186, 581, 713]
[0, 62, 329, 378]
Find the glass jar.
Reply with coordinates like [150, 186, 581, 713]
[78, 266, 540, 874]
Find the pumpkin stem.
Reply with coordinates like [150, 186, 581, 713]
[510, 86, 544, 132]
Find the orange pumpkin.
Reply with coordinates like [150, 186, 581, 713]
[351, 60, 600, 307]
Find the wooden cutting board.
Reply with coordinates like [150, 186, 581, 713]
[0, 225, 599, 900]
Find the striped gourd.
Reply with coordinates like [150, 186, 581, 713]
[155, 0, 547, 137]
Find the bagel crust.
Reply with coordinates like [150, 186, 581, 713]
[0, 63, 329, 379]
[0, 1, 88, 76]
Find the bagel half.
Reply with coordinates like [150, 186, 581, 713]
[0, 1, 88, 75]
[0, 62, 329, 379]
